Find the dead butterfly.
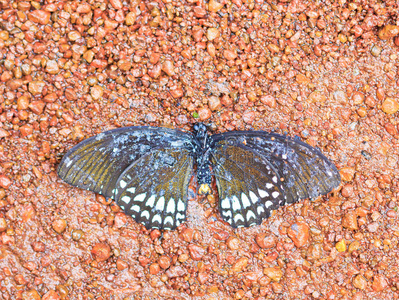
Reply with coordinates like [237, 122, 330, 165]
[57, 123, 341, 230]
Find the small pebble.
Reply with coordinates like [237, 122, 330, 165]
[198, 272, 209, 284]
[116, 259, 128, 271]
[263, 267, 283, 282]
[0, 217, 7, 232]
[198, 107, 212, 121]
[378, 25, 399, 40]
[170, 87, 183, 98]
[31, 241, 45, 252]
[342, 210, 358, 230]
[71, 229, 84, 241]
[341, 184, 354, 197]
[90, 85, 104, 100]
[150, 263, 160, 275]
[381, 97, 399, 114]
[287, 222, 309, 248]
[158, 255, 171, 269]
[226, 236, 240, 250]
[208, 96, 221, 111]
[231, 257, 248, 273]
[28, 81, 45, 95]
[242, 110, 255, 124]
[352, 274, 367, 289]
[207, 28, 220, 41]
[42, 290, 61, 300]
[335, 239, 346, 252]
[28, 10, 51, 25]
[0, 175, 12, 189]
[22, 289, 41, 300]
[295, 74, 310, 84]
[46, 60, 60, 74]
[162, 60, 175, 76]
[29, 101, 46, 115]
[372, 275, 388, 292]
[91, 243, 112, 262]
[255, 233, 276, 249]
[340, 167, 355, 181]
[188, 244, 206, 260]
[370, 45, 382, 57]
[223, 49, 237, 60]
[52, 219, 67, 234]
[348, 240, 360, 253]
[166, 266, 186, 278]
[208, 0, 224, 12]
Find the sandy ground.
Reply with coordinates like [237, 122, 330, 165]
[0, 0, 399, 299]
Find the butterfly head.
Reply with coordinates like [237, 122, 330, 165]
[193, 123, 208, 140]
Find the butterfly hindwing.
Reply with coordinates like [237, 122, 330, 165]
[113, 148, 193, 230]
[210, 131, 340, 227]
[57, 126, 195, 230]
[210, 143, 285, 227]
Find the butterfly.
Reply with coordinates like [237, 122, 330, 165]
[57, 123, 341, 230]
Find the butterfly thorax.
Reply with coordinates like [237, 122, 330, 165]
[193, 123, 212, 194]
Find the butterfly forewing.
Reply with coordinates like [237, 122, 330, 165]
[57, 126, 195, 229]
[210, 131, 340, 227]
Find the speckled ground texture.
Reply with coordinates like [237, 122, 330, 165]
[0, 0, 399, 299]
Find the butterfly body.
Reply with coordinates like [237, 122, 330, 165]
[58, 123, 341, 230]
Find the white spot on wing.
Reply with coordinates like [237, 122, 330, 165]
[152, 214, 162, 224]
[176, 212, 185, 221]
[234, 214, 244, 223]
[258, 189, 269, 198]
[257, 206, 265, 215]
[221, 198, 231, 209]
[146, 195, 156, 207]
[249, 191, 258, 204]
[222, 210, 232, 218]
[241, 193, 251, 208]
[177, 199, 185, 212]
[282, 154, 287, 159]
[134, 193, 146, 202]
[64, 157, 72, 167]
[121, 196, 131, 204]
[166, 198, 175, 213]
[127, 187, 136, 193]
[155, 196, 165, 211]
[119, 180, 127, 188]
[231, 196, 241, 211]
[131, 205, 140, 212]
[141, 210, 150, 219]
[266, 183, 273, 189]
[272, 176, 278, 183]
[265, 200, 273, 208]
[164, 216, 174, 225]
[246, 210, 256, 221]
[272, 191, 279, 198]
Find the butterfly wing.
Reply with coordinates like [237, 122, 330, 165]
[209, 131, 341, 228]
[57, 126, 195, 230]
